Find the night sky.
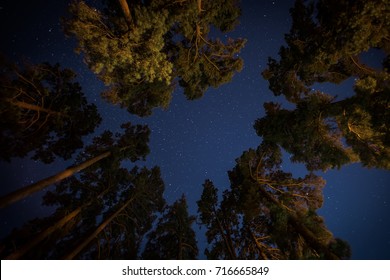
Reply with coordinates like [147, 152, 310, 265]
[1, 0, 390, 259]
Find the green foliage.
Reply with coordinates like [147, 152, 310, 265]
[230, 145, 340, 259]
[197, 143, 345, 259]
[0, 61, 101, 163]
[67, 1, 172, 85]
[255, 99, 355, 171]
[259, 0, 390, 170]
[64, 0, 245, 116]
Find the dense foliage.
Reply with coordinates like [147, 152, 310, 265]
[4, 0, 390, 260]
[0, 62, 101, 163]
[259, 0, 390, 170]
[64, 0, 245, 116]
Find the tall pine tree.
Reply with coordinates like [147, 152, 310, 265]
[64, 0, 245, 116]
[198, 142, 351, 259]
[143, 195, 198, 260]
[1, 126, 164, 259]
[258, 0, 390, 170]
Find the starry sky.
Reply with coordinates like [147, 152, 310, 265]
[1, 0, 390, 259]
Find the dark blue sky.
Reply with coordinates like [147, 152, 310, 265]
[0, 0, 389, 259]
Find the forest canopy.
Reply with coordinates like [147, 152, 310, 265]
[258, 0, 390, 171]
[64, 0, 246, 116]
[1, 0, 389, 260]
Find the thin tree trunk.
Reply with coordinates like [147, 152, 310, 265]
[349, 55, 377, 75]
[5, 207, 82, 259]
[224, 223, 238, 259]
[197, 0, 203, 14]
[178, 236, 183, 260]
[6, 98, 65, 117]
[5, 188, 110, 259]
[215, 214, 236, 259]
[118, 0, 132, 27]
[0, 151, 112, 209]
[63, 196, 134, 260]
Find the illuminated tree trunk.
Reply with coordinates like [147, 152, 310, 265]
[0, 151, 111, 209]
[197, 0, 202, 13]
[63, 197, 134, 260]
[5, 207, 81, 259]
[5, 99, 64, 116]
[4, 188, 110, 259]
[118, 0, 132, 27]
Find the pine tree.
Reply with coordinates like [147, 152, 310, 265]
[197, 142, 351, 259]
[259, 0, 390, 170]
[0, 61, 101, 163]
[1, 162, 165, 259]
[197, 180, 239, 259]
[64, 0, 245, 116]
[63, 167, 165, 259]
[142, 195, 198, 260]
[229, 143, 348, 259]
[0, 122, 150, 208]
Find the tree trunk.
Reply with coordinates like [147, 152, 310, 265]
[6, 98, 65, 117]
[118, 0, 132, 27]
[4, 188, 110, 259]
[215, 214, 236, 259]
[5, 207, 82, 259]
[224, 223, 238, 259]
[197, 0, 202, 13]
[63, 196, 134, 260]
[177, 236, 183, 260]
[0, 151, 112, 209]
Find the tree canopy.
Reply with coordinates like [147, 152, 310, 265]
[64, 0, 246, 116]
[0, 61, 101, 163]
[5, 0, 387, 261]
[198, 143, 351, 259]
[258, 0, 390, 170]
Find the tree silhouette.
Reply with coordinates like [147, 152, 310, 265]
[197, 180, 239, 259]
[64, 0, 245, 116]
[1, 144, 165, 260]
[0, 61, 101, 163]
[198, 142, 351, 259]
[63, 166, 165, 259]
[259, 0, 390, 170]
[142, 195, 198, 260]
[0, 122, 150, 209]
